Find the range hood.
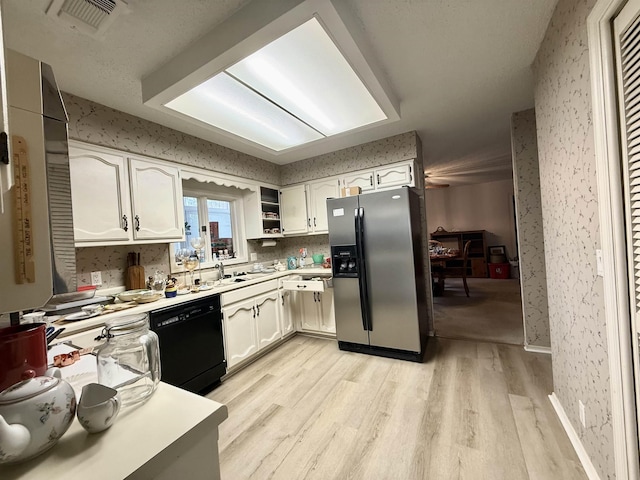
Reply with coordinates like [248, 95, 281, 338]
[0, 49, 78, 314]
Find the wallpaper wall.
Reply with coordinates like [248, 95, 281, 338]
[533, 0, 613, 478]
[510, 109, 550, 349]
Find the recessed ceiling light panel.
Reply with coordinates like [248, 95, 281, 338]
[227, 17, 387, 136]
[165, 72, 323, 151]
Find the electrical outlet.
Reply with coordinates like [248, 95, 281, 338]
[596, 249, 604, 277]
[579, 400, 586, 428]
[250, 253, 258, 261]
[90, 271, 103, 286]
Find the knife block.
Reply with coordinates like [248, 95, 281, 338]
[126, 265, 146, 290]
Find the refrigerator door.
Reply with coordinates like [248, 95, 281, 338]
[358, 188, 421, 352]
[327, 196, 369, 345]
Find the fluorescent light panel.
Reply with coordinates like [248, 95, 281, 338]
[165, 17, 387, 152]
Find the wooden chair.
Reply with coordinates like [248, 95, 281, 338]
[462, 240, 471, 297]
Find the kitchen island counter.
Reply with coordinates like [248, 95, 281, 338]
[0, 382, 228, 480]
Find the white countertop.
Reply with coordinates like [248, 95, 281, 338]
[0, 382, 228, 479]
[53, 267, 332, 338]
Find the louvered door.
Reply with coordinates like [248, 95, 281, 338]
[614, 0, 640, 434]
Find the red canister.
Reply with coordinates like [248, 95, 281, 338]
[0, 323, 48, 392]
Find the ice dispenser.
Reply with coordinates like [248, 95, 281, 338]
[331, 245, 358, 278]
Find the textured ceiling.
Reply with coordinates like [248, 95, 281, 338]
[3, 0, 557, 185]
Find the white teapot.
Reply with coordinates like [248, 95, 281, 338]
[0, 375, 76, 464]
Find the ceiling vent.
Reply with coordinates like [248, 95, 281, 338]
[46, 0, 130, 37]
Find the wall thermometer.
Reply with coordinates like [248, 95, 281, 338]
[12, 135, 35, 284]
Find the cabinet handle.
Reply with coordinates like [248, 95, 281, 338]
[122, 214, 128, 232]
[313, 217, 316, 227]
[252, 306, 256, 318]
[308, 218, 311, 228]
[135, 215, 140, 231]
[281, 295, 284, 306]
[377, 174, 380, 185]
[297, 284, 307, 289]
[256, 305, 260, 316]
[337, 179, 340, 187]
[369, 175, 373, 186]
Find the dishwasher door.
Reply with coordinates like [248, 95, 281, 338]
[149, 295, 226, 394]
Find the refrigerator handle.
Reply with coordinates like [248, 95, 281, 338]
[355, 207, 372, 331]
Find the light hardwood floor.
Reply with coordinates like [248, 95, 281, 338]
[207, 335, 587, 480]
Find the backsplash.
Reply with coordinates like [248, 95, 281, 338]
[63, 93, 280, 185]
[510, 108, 550, 349]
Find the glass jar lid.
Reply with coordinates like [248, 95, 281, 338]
[101, 313, 149, 338]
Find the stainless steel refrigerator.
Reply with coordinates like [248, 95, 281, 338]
[327, 187, 428, 362]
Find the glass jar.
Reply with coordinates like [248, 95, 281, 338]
[96, 314, 161, 407]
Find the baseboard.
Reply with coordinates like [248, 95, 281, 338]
[548, 393, 602, 480]
[524, 344, 552, 354]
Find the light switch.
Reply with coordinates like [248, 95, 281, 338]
[596, 249, 604, 277]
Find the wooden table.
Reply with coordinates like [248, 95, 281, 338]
[430, 252, 459, 296]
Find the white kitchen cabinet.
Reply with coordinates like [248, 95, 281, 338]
[69, 141, 185, 246]
[340, 160, 417, 193]
[306, 178, 340, 234]
[69, 143, 132, 243]
[278, 289, 296, 337]
[222, 297, 259, 369]
[280, 184, 308, 235]
[298, 287, 336, 335]
[128, 157, 184, 240]
[243, 185, 283, 239]
[255, 291, 281, 349]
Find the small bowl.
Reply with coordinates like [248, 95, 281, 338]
[81, 304, 103, 316]
[311, 254, 325, 265]
[117, 289, 152, 302]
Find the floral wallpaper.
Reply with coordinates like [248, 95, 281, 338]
[510, 109, 550, 349]
[533, 0, 613, 477]
[63, 93, 280, 185]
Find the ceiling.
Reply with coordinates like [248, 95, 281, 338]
[2, 0, 558, 185]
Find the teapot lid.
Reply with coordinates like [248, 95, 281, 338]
[0, 377, 59, 405]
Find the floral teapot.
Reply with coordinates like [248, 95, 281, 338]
[0, 374, 76, 464]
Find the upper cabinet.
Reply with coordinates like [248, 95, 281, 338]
[341, 161, 416, 192]
[280, 178, 340, 236]
[69, 141, 184, 246]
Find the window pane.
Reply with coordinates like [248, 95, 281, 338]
[175, 196, 200, 260]
[207, 199, 234, 258]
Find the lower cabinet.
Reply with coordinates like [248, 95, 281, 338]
[299, 288, 336, 334]
[255, 291, 281, 349]
[221, 297, 259, 369]
[279, 289, 295, 337]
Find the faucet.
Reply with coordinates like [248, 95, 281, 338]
[216, 262, 225, 280]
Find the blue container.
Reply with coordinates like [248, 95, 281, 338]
[287, 256, 297, 270]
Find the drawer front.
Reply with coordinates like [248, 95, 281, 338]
[281, 279, 325, 292]
[222, 279, 278, 306]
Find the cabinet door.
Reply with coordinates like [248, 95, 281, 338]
[374, 163, 413, 189]
[342, 170, 375, 192]
[280, 184, 309, 235]
[279, 289, 295, 336]
[318, 289, 336, 334]
[307, 179, 340, 233]
[128, 158, 184, 240]
[300, 291, 322, 332]
[255, 291, 281, 349]
[222, 298, 258, 369]
[69, 145, 132, 243]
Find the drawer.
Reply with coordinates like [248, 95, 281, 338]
[222, 279, 278, 306]
[281, 279, 325, 292]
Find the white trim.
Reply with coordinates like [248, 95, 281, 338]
[548, 393, 603, 480]
[588, 1, 640, 479]
[523, 345, 551, 355]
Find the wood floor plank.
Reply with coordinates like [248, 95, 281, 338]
[208, 335, 588, 480]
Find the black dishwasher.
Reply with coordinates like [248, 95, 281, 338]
[148, 295, 226, 394]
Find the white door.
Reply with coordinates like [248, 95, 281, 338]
[128, 158, 184, 240]
[614, 0, 640, 436]
[280, 184, 309, 235]
[255, 291, 281, 349]
[307, 179, 340, 233]
[342, 170, 375, 192]
[69, 144, 131, 243]
[279, 289, 295, 336]
[318, 289, 336, 334]
[222, 298, 258, 369]
[375, 163, 413, 190]
[300, 291, 321, 332]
